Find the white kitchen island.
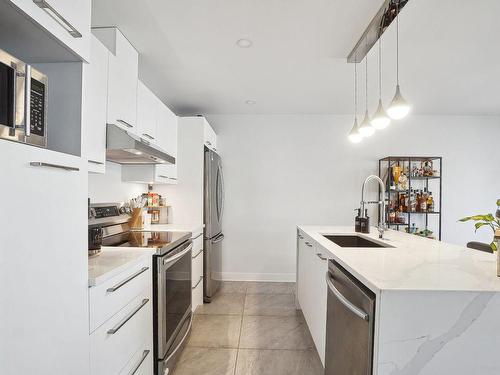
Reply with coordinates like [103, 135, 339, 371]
[296, 225, 500, 375]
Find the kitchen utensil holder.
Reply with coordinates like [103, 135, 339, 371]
[129, 208, 144, 230]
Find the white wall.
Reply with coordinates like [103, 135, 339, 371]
[88, 162, 147, 203]
[207, 114, 500, 281]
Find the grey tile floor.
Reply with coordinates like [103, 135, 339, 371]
[171, 282, 324, 375]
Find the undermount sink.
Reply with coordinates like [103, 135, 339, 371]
[322, 234, 392, 248]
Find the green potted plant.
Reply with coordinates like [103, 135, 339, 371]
[459, 199, 500, 251]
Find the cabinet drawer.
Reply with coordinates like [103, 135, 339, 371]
[90, 259, 152, 332]
[90, 291, 152, 375]
[191, 236, 204, 285]
[119, 341, 153, 375]
[192, 275, 204, 312]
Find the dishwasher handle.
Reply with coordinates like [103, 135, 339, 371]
[326, 272, 369, 321]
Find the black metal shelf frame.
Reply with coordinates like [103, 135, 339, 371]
[378, 156, 442, 240]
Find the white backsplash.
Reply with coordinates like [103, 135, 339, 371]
[88, 162, 147, 204]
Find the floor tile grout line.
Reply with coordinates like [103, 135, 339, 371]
[232, 291, 247, 375]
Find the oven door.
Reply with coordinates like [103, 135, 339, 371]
[156, 240, 193, 369]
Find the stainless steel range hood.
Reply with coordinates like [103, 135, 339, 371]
[106, 124, 175, 165]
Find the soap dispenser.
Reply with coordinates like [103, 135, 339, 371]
[359, 209, 370, 234]
[354, 208, 362, 232]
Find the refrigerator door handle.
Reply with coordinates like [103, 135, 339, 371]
[211, 233, 225, 244]
[219, 163, 225, 223]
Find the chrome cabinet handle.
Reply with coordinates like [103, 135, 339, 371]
[298, 234, 304, 239]
[107, 298, 149, 334]
[316, 253, 328, 261]
[106, 267, 149, 293]
[88, 159, 104, 165]
[192, 248, 203, 259]
[30, 162, 79, 171]
[158, 175, 169, 179]
[116, 119, 134, 128]
[142, 133, 155, 140]
[128, 350, 150, 375]
[305, 242, 313, 248]
[192, 276, 203, 289]
[206, 140, 212, 146]
[325, 273, 368, 321]
[33, 0, 82, 38]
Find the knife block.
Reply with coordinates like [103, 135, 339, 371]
[129, 208, 144, 230]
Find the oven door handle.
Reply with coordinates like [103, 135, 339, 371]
[24, 65, 31, 137]
[163, 242, 193, 266]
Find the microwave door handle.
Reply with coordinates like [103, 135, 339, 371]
[24, 65, 31, 137]
[10, 64, 17, 133]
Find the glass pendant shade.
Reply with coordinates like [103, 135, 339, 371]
[387, 84, 410, 120]
[348, 118, 362, 143]
[371, 99, 391, 129]
[358, 110, 375, 137]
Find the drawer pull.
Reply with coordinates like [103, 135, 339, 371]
[30, 162, 79, 171]
[142, 133, 155, 140]
[305, 242, 313, 248]
[107, 298, 149, 335]
[192, 248, 203, 259]
[192, 276, 203, 290]
[106, 267, 149, 293]
[32, 0, 82, 38]
[316, 253, 328, 261]
[128, 350, 150, 375]
[116, 119, 134, 128]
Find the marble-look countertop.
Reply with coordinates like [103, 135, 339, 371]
[88, 247, 155, 287]
[298, 225, 500, 293]
[134, 223, 203, 238]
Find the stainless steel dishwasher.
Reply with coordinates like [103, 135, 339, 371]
[325, 259, 376, 375]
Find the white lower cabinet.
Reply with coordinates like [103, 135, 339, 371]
[89, 257, 153, 375]
[191, 234, 204, 311]
[0, 142, 89, 375]
[296, 229, 328, 366]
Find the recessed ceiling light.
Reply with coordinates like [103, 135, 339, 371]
[236, 39, 253, 48]
[245, 100, 256, 105]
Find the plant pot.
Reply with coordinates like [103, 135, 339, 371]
[496, 230, 500, 277]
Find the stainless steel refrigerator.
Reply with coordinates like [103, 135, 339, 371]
[203, 147, 224, 302]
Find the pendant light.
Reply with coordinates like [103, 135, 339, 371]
[348, 61, 362, 144]
[387, 1, 411, 120]
[358, 52, 375, 137]
[371, 38, 391, 129]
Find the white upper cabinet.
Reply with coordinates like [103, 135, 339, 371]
[10, 0, 91, 61]
[136, 81, 158, 143]
[156, 101, 178, 157]
[93, 27, 139, 133]
[203, 119, 217, 151]
[81, 35, 109, 173]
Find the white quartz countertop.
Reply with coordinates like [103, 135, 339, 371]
[298, 225, 500, 293]
[134, 223, 203, 238]
[88, 247, 155, 287]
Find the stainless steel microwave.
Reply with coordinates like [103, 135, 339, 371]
[0, 48, 48, 148]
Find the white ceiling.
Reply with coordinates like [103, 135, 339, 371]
[92, 0, 500, 116]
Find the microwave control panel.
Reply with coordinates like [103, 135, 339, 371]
[30, 78, 46, 137]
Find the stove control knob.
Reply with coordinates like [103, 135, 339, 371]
[119, 206, 127, 214]
[89, 207, 96, 219]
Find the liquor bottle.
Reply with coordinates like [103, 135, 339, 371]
[427, 192, 434, 212]
[421, 189, 428, 212]
[415, 190, 421, 212]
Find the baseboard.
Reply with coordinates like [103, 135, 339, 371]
[214, 272, 296, 282]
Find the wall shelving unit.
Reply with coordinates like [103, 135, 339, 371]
[378, 156, 442, 240]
